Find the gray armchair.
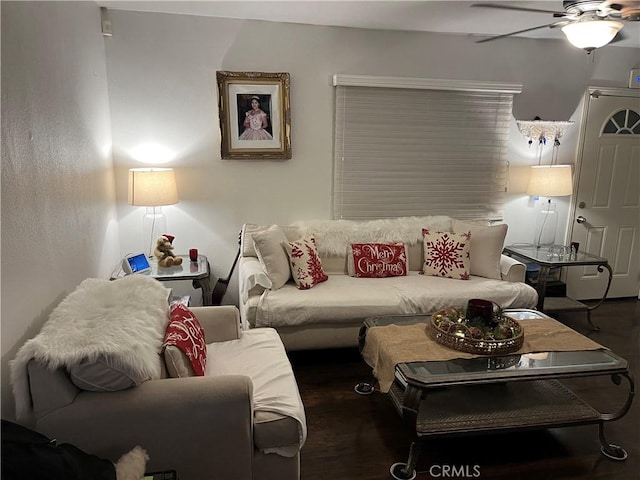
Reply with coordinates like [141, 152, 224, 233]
[19, 306, 303, 480]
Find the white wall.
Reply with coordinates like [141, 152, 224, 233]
[106, 10, 639, 305]
[1, 2, 119, 419]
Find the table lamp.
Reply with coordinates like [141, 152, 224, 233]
[527, 165, 573, 248]
[128, 168, 179, 257]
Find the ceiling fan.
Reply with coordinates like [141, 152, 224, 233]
[472, 1, 640, 52]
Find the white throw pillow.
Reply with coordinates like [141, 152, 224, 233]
[452, 219, 508, 280]
[252, 226, 291, 289]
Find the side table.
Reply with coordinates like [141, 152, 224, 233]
[149, 254, 213, 306]
[503, 245, 612, 331]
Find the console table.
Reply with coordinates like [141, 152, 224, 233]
[503, 245, 612, 331]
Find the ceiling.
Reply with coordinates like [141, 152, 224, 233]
[98, 1, 639, 47]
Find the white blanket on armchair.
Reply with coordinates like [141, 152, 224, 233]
[206, 327, 307, 456]
[10, 275, 170, 421]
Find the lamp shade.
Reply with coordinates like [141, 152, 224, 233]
[527, 165, 573, 197]
[561, 19, 623, 51]
[128, 168, 179, 206]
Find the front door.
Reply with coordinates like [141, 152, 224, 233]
[566, 87, 640, 300]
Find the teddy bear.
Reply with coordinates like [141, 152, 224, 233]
[154, 234, 183, 268]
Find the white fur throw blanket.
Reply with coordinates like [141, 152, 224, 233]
[11, 275, 170, 421]
[293, 216, 452, 255]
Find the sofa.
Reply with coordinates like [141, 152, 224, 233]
[239, 216, 538, 351]
[11, 275, 305, 480]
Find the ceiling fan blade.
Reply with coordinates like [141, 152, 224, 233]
[471, 3, 568, 17]
[475, 23, 556, 43]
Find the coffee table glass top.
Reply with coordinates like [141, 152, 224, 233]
[397, 349, 627, 388]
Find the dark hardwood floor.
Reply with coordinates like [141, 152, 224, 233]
[288, 299, 639, 480]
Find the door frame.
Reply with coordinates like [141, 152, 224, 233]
[567, 86, 639, 243]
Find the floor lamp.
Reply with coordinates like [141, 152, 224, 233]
[527, 165, 573, 248]
[128, 168, 179, 257]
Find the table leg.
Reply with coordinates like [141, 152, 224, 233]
[389, 385, 422, 480]
[597, 372, 634, 461]
[193, 262, 213, 306]
[390, 441, 420, 480]
[354, 380, 375, 395]
[536, 265, 551, 312]
[585, 263, 613, 330]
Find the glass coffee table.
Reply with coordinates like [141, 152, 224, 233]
[358, 311, 635, 480]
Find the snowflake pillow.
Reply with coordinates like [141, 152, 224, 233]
[284, 237, 329, 289]
[422, 228, 471, 280]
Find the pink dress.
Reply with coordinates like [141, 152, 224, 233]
[239, 113, 273, 140]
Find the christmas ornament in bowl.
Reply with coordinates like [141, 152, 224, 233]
[429, 300, 524, 355]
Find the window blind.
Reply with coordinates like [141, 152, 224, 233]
[334, 84, 515, 221]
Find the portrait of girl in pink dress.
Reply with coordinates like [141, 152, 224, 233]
[239, 95, 273, 140]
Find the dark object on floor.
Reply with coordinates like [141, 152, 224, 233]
[1, 419, 116, 480]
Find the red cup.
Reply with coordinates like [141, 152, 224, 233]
[189, 248, 198, 262]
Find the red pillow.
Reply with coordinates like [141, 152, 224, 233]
[163, 303, 207, 376]
[348, 243, 408, 278]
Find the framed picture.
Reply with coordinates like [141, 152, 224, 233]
[216, 71, 291, 160]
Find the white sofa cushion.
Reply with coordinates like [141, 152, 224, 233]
[452, 219, 508, 280]
[254, 272, 538, 328]
[252, 225, 291, 290]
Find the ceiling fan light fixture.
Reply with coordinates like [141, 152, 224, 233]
[561, 18, 624, 51]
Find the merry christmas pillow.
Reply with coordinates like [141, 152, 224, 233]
[422, 228, 471, 280]
[347, 243, 408, 278]
[163, 303, 207, 377]
[284, 237, 329, 290]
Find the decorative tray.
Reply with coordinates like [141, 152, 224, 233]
[428, 306, 524, 355]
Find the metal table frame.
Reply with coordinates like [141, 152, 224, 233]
[357, 311, 634, 480]
[503, 245, 613, 331]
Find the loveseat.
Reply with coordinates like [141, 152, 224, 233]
[239, 216, 538, 350]
[11, 276, 305, 480]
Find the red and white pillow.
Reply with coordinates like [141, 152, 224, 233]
[163, 303, 207, 377]
[422, 228, 471, 280]
[284, 237, 329, 289]
[348, 243, 408, 278]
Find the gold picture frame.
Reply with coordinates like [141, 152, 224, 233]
[216, 71, 291, 160]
